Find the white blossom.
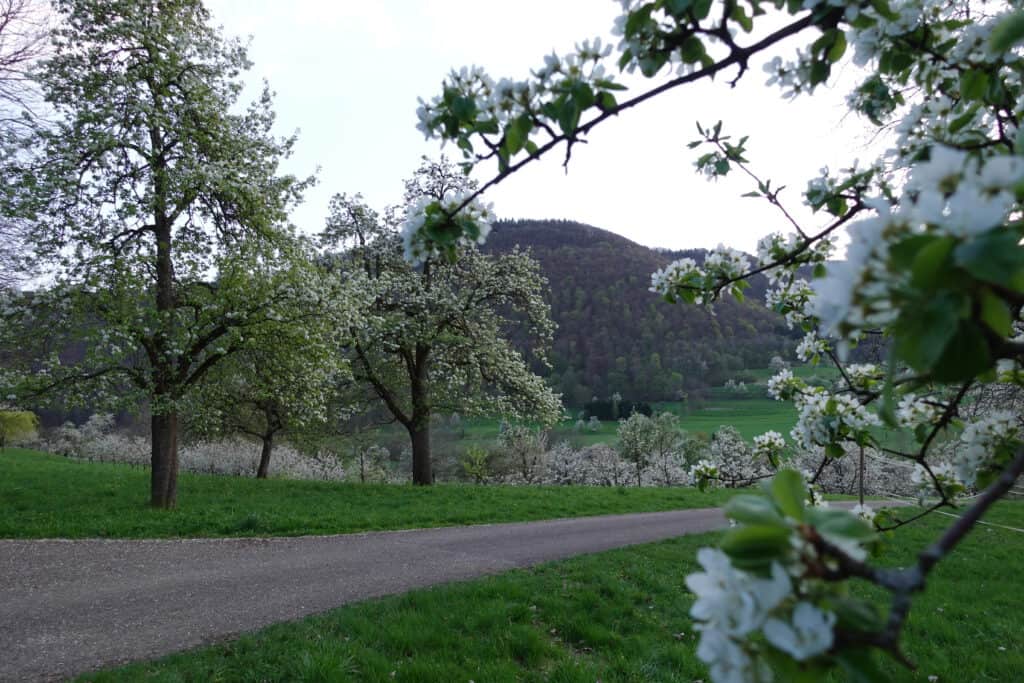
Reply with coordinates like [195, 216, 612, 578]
[763, 602, 836, 661]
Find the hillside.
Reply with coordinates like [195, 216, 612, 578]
[486, 219, 798, 406]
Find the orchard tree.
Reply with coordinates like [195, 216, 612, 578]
[0, 0, 311, 508]
[0, 408, 36, 448]
[649, 411, 688, 485]
[616, 411, 654, 486]
[184, 249, 355, 479]
[322, 158, 563, 485]
[406, 0, 1024, 679]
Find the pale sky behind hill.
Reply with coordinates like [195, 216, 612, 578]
[205, 1, 885, 253]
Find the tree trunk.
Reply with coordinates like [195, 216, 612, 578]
[256, 432, 273, 479]
[859, 445, 865, 506]
[151, 411, 179, 508]
[409, 421, 432, 485]
[636, 462, 642, 488]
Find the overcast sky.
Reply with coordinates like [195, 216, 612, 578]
[205, 1, 882, 253]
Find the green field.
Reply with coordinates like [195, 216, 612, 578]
[79, 502, 1024, 682]
[0, 448, 735, 539]
[663, 397, 798, 440]
[433, 394, 800, 456]
[442, 365, 833, 451]
[322, 366, 838, 465]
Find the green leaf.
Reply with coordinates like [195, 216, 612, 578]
[948, 105, 980, 134]
[827, 32, 847, 63]
[809, 59, 831, 86]
[450, 95, 477, 121]
[980, 288, 1013, 337]
[771, 469, 806, 520]
[910, 235, 955, 288]
[679, 36, 706, 64]
[831, 597, 883, 632]
[825, 442, 846, 458]
[504, 124, 524, 157]
[720, 524, 792, 568]
[638, 53, 668, 77]
[894, 293, 961, 371]
[665, 0, 693, 15]
[557, 99, 581, 136]
[960, 69, 990, 102]
[954, 230, 1024, 290]
[570, 80, 596, 110]
[989, 11, 1024, 53]
[725, 495, 785, 526]
[693, 0, 713, 20]
[931, 321, 992, 382]
[809, 508, 875, 541]
[730, 4, 754, 32]
[598, 91, 618, 112]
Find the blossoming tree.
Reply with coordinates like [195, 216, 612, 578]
[404, 0, 1024, 679]
[183, 242, 357, 479]
[0, 0, 315, 508]
[322, 158, 563, 485]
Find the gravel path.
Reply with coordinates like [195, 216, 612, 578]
[0, 503, 879, 681]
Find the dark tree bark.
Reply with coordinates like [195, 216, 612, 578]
[409, 418, 433, 485]
[150, 411, 179, 508]
[256, 431, 273, 479]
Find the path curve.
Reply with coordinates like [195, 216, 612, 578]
[0, 502, 881, 681]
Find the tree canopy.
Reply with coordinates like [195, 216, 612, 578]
[0, 0, 318, 507]
[323, 158, 563, 484]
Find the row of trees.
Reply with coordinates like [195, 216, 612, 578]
[0, 0, 561, 504]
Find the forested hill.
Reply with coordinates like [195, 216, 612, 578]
[485, 219, 799, 406]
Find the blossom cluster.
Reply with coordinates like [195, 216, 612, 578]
[752, 430, 786, 465]
[810, 146, 1024, 344]
[896, 393, 943, 430]
[689, 458, 720, 489]
[687, 470, 878, 680]
[400, 192, 494, 265]
[765, 369, 804, 402]
[956, 412, 1021, 486]
[790, 388, 881, 452]
[649, 257, 702, 300]
[649, 245, 750, 305]
[415, 38, 619, 157]
[795, 331, 827, 363]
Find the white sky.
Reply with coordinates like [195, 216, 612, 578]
[205, 1, 883, 253]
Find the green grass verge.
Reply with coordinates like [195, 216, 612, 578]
[0, 448, 734, 539]
[80, 502, 1024, 682]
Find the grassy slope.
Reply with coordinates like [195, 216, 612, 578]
[81, 502, 1024, 682]
[0, 448, 734, 539]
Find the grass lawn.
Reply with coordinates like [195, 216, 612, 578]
[0, 448, 735, 539]
[79, 501, 1024, 682]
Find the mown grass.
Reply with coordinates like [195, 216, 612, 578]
[0, 448, 735, 539]
[80, 501, 1024, 682]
